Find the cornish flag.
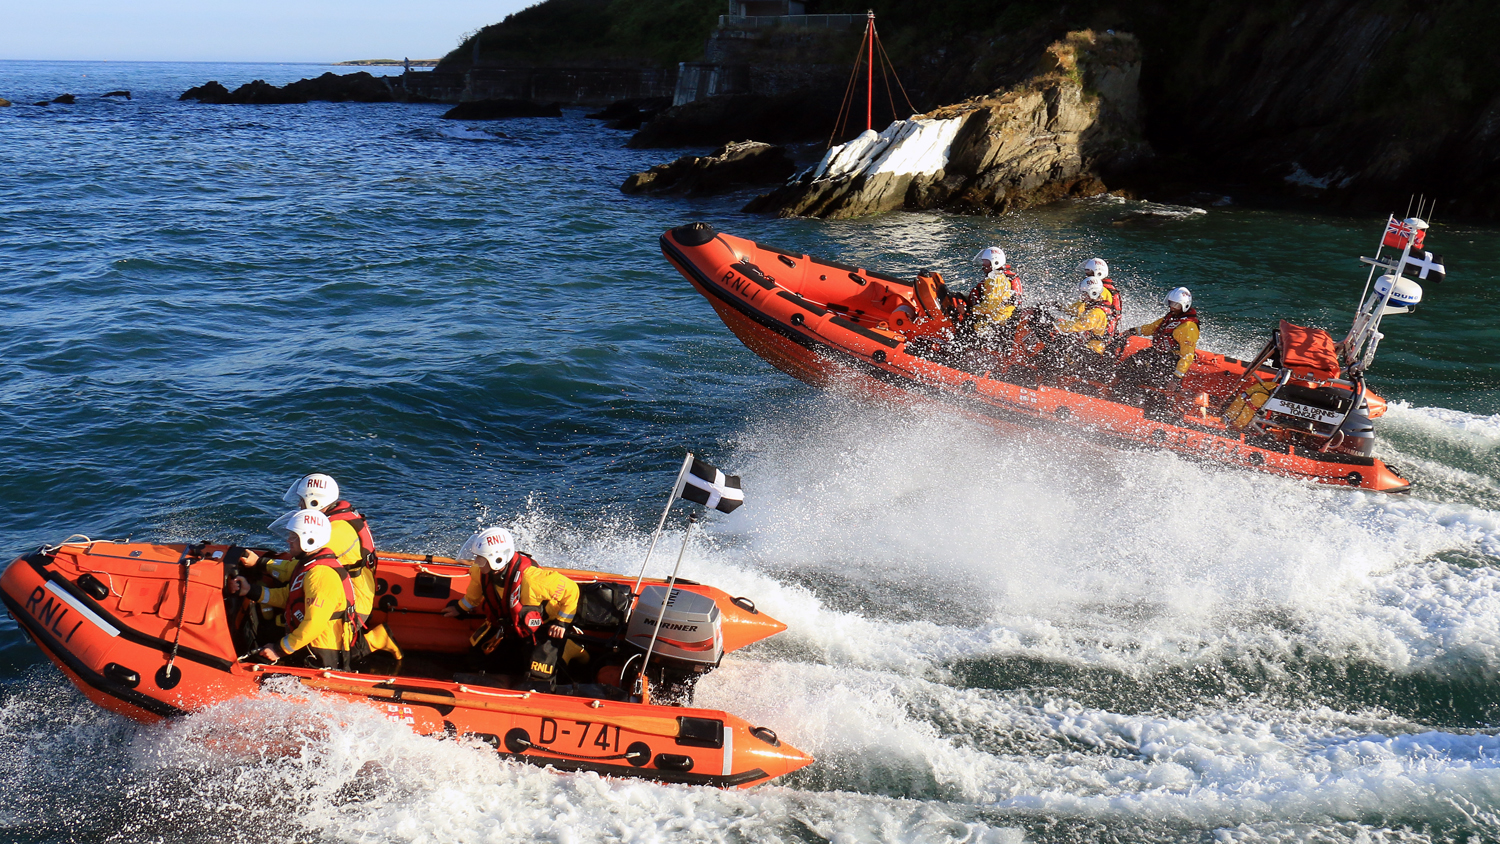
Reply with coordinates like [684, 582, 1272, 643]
[1400, 250, 1446, 283]
[675, 455, 744, 513]
[1382, 217, 1414, 249]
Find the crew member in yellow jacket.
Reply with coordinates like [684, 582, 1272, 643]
[964, 246, 1021, 347]
[1129, 287, 1200, 378]
[238, 473, 401, 661]
[232, 509, 358, 669]
[1054, 276, 1116, 355]
[1114, 287, 1202, 404]
[442, 526, 586, 687]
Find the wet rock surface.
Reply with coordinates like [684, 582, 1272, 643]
[586, 97, 671, 131]
[439, 99, 561, 120]
[745, 32, 1146, 219]
[621, 141, 796, 196]
[180, 72, 395, 104]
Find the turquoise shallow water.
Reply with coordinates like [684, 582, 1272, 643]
[2, 60, 1500, 843]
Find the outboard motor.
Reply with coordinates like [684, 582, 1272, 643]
[1336, 401, 1377, 456]
[626, 586, 724, 696]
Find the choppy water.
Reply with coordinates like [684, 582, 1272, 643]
[2, 60, 1500, 843]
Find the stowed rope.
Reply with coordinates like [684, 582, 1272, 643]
[162, 545, 198, 681]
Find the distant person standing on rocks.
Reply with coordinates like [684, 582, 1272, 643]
[403, 57, 411, 73]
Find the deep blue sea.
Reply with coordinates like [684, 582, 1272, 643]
[2, 60, 1500, 843]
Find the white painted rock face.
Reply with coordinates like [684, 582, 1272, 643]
[743, 32, 1148, 219]
[811, 117, 967, 182]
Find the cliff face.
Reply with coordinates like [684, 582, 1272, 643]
[1130, 0, 1500, 214]
[745, 32, 1146, 218]
[438, 0, 1500, 216]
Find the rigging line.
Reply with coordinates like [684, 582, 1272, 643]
[829, 35, 867, 149]
[874, 31, 918, 116]
[876, 33, 897, 125]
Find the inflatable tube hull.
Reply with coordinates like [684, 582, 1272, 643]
[0, 541, 811, 788]
[661, 223, 1410, 493]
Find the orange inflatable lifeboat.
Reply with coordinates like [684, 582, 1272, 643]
[0, 538, 811, 788]
[661, 222, 1413, 492]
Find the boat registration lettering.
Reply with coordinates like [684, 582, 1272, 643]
[721, 270, 764, 302]
[23, 583, 111, 643]
[385, 703, 415, 725]
[1266, 398, 1342, 424]
[538, 716, 622, 752]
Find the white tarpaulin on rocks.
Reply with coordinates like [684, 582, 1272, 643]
[810, 117, 966, 182]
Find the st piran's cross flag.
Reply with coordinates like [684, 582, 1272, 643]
[675, 456, 744, 513]
[1400, 250, 1446, 284]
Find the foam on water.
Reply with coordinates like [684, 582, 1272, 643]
[1383, 402, 1500, 448]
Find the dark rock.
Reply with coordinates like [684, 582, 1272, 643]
[180, 72, 394, 105]
[32, 101, 49, 107]
[586, 97, 671, 131]
[51, 94, 75, 104]
[744, 31, 1147, 219]
[0, 98, 10, 108]
[622, 141, 796, 196]
[440, 99, 561, 120]
[180, 81, 232, 103]
[102, 90, 131, 99]
[629, 92, 843, 149]
[283, 72, 394, 103]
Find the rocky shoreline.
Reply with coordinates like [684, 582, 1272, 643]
[742, 32, 1144, 219]
[181, 72, 402, 104]
[154, 0, 1500, 221]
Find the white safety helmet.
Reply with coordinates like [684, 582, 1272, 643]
[1077, 257, 1109, 282]
[269, 508, 333, 553]
[458, 527, 517, 571]
[974, 247, 1006, 270]
[1078, 277, 1105, 301]
[1166, 287, 1192, 310]
[283, 473, 339, 510]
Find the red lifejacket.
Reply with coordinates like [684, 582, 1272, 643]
[285, 549, 362, 632]
[482, 552, 545, 643]
[1100, 278, 1122, 335]
[1002, 265, 1023, 301]
[325, 500, 376, 571]
[1150, 307, 1199, 355]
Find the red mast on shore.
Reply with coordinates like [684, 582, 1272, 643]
[865, 10, 874, 131]
[828, 9, 918, 148]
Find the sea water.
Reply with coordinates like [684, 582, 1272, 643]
[1, 60, 1499, 843]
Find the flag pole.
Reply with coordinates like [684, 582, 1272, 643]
[632, 452, 694, 596]
[637, 510, 698, 695]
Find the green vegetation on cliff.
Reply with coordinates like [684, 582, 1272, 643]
[442, 0, 722, 68]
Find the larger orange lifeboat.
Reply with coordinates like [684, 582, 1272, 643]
[0, 538, 812, 788]
[661, 222, 1412, 492]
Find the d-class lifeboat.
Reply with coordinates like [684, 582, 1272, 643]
[661, 218, 1438, 493]
[0, 539, 811, 788]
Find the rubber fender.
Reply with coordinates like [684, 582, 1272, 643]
[670, 222, 717, 247]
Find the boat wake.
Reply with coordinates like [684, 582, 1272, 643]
[2, 398, 1496, 842]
